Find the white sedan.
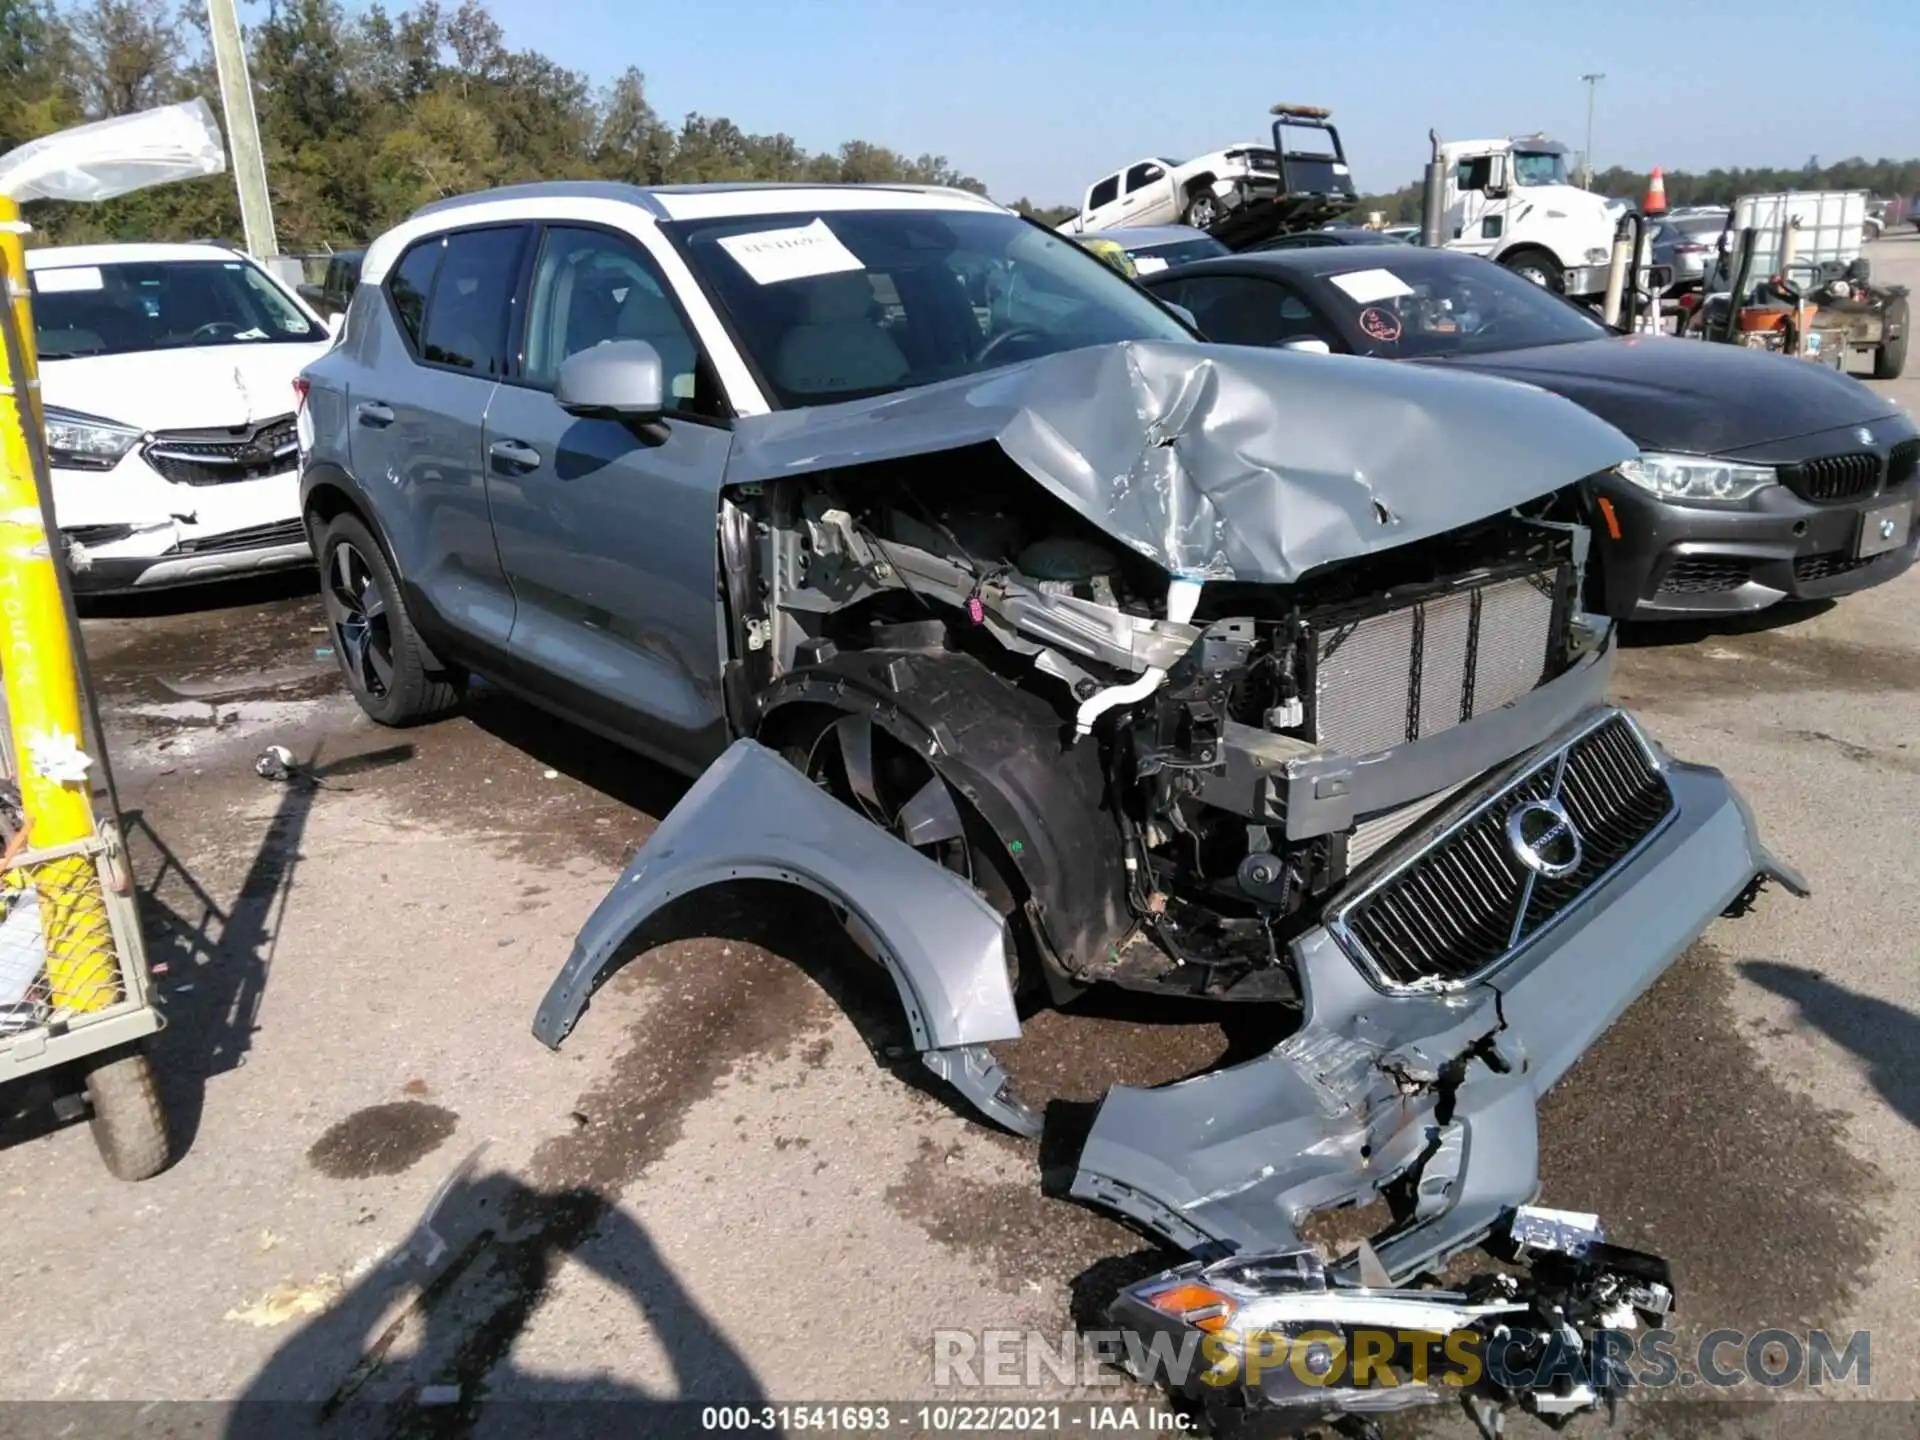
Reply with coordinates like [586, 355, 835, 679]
[27, 241, 337, 592]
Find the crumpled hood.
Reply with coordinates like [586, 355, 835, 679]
[1423, 335, 1899, 454]
[727, 341, 1636, 584]
[39, 341, 329, 431]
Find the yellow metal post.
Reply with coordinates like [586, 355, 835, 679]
[0, 193, 119, 1012]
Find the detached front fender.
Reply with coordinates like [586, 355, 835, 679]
[532, 740, 1037, 1134]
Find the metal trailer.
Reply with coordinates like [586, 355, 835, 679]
[1695, 191, 1907, 377]
[0, 194, 170, 1180]
[1206, 105, 1359, 250]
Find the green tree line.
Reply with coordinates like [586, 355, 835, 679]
[1354, 159, 1920, 222]
[0, 0, 995, 248]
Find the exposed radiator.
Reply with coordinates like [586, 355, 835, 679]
[1308, 567, 1563, 757]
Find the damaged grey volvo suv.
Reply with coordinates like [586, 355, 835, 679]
[301, 182, 1804, 1431]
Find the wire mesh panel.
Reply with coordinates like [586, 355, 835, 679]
[0, 848, 126, 1037]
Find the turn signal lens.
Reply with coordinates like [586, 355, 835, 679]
[1144, 1281, 1238, 1333]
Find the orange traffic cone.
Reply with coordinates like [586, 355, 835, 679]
[1643, 167, 1667, 215]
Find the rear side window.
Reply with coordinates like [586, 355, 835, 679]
[419, 226, 527, 375]
[1088, 175, 1119, 210]
[387, 239, 441, 349]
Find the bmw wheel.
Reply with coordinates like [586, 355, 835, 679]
[318, 512, 459, 726]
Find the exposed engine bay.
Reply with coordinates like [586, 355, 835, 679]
[725, 442, 1604, 1003]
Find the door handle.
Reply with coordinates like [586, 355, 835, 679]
[355, 401, 394, 427]
[488, 438, 542, 472]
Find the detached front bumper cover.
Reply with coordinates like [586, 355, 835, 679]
[1072, 707, 1805, 1285]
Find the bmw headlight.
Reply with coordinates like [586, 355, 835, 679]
[1617, 452, 1776, 504]
[44, 407, 142, 471]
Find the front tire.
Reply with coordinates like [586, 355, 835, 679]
[1502, 248, 1565, 292]
[1872, 295, 1908, 380]
[317, 512, 460, 726]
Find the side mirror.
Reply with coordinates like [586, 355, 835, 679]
[1280, 338, 1332, 355]
[556, 339, 665, 421]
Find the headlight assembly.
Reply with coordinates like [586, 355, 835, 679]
[43, 407, 142, 471]
[1617, 452, 1776, 504]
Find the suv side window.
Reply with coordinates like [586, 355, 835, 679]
[522, 226, 720, 417]
[1088, 175, 1119, 210]
[418, 226, 528, 376]
[387, 238, 441, 349]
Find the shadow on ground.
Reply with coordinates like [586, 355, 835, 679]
[124, 743, 414, 1163]
[1741, 959, 1920, 1131]
[225, 1168, 763, 1437]
[76, 567, 321, 621]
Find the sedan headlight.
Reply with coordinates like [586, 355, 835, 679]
[43, 407, 142, 471]
[1617, 452, 1776, 504]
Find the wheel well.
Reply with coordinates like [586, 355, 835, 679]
[1498, 244, 1560, 269]
[302, 479, 362, 541]
[1184, 173, 1218, 201]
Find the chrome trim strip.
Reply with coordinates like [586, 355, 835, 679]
[1325, 707, 1676, 995]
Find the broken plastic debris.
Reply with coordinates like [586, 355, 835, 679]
[542, 768, 559, 780]
[254, 745, 296, 782]
[224, 1274, 345, 1327]
[24, 729, 91, 785]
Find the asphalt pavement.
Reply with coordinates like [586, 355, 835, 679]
[1, 237, 1917, 1438]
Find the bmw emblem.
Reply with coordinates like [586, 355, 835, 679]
[1856, 427, 1874, 447]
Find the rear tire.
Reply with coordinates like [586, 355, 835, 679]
[1502, 248, 1565, 292]
[317, 512, 460, 726]
[85, 1043, 170, 1181]
[1872, 296, 1908, 380]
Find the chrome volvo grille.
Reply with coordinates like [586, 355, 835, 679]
[1308, 567, 1562, 757]
[1329, 711, 1675, 991]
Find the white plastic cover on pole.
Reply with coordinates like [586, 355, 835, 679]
[0, 98, 226, 204]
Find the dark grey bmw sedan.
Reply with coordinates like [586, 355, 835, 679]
[1142, 245, 1918, 619]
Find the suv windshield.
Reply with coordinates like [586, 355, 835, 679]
[1323, 253, 1607, 359]
[30, 258, 327, 359]
[1512, 150, 1570, 187]
[665, 209, 1194, 407]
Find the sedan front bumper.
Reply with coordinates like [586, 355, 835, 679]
[1596, 472, 1919, 618]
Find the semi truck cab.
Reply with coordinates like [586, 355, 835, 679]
[1440, 135, 1620, 297]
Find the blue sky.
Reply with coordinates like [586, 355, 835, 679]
[454, 0, 1913, 203]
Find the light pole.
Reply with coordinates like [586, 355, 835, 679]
[207, 0, 277, 259]
[1580, 73, 1605, 191]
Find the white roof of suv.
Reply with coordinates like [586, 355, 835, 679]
[362, 181, 1005, 285]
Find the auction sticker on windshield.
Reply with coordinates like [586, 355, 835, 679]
[1329, 267, 1414, 304]
[1358, 306, 1402, 343]
[717, 218, 864, 286]
[32, 266, 104, 293]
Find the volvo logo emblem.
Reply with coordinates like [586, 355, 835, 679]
[1506, 798, 1584, 880]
